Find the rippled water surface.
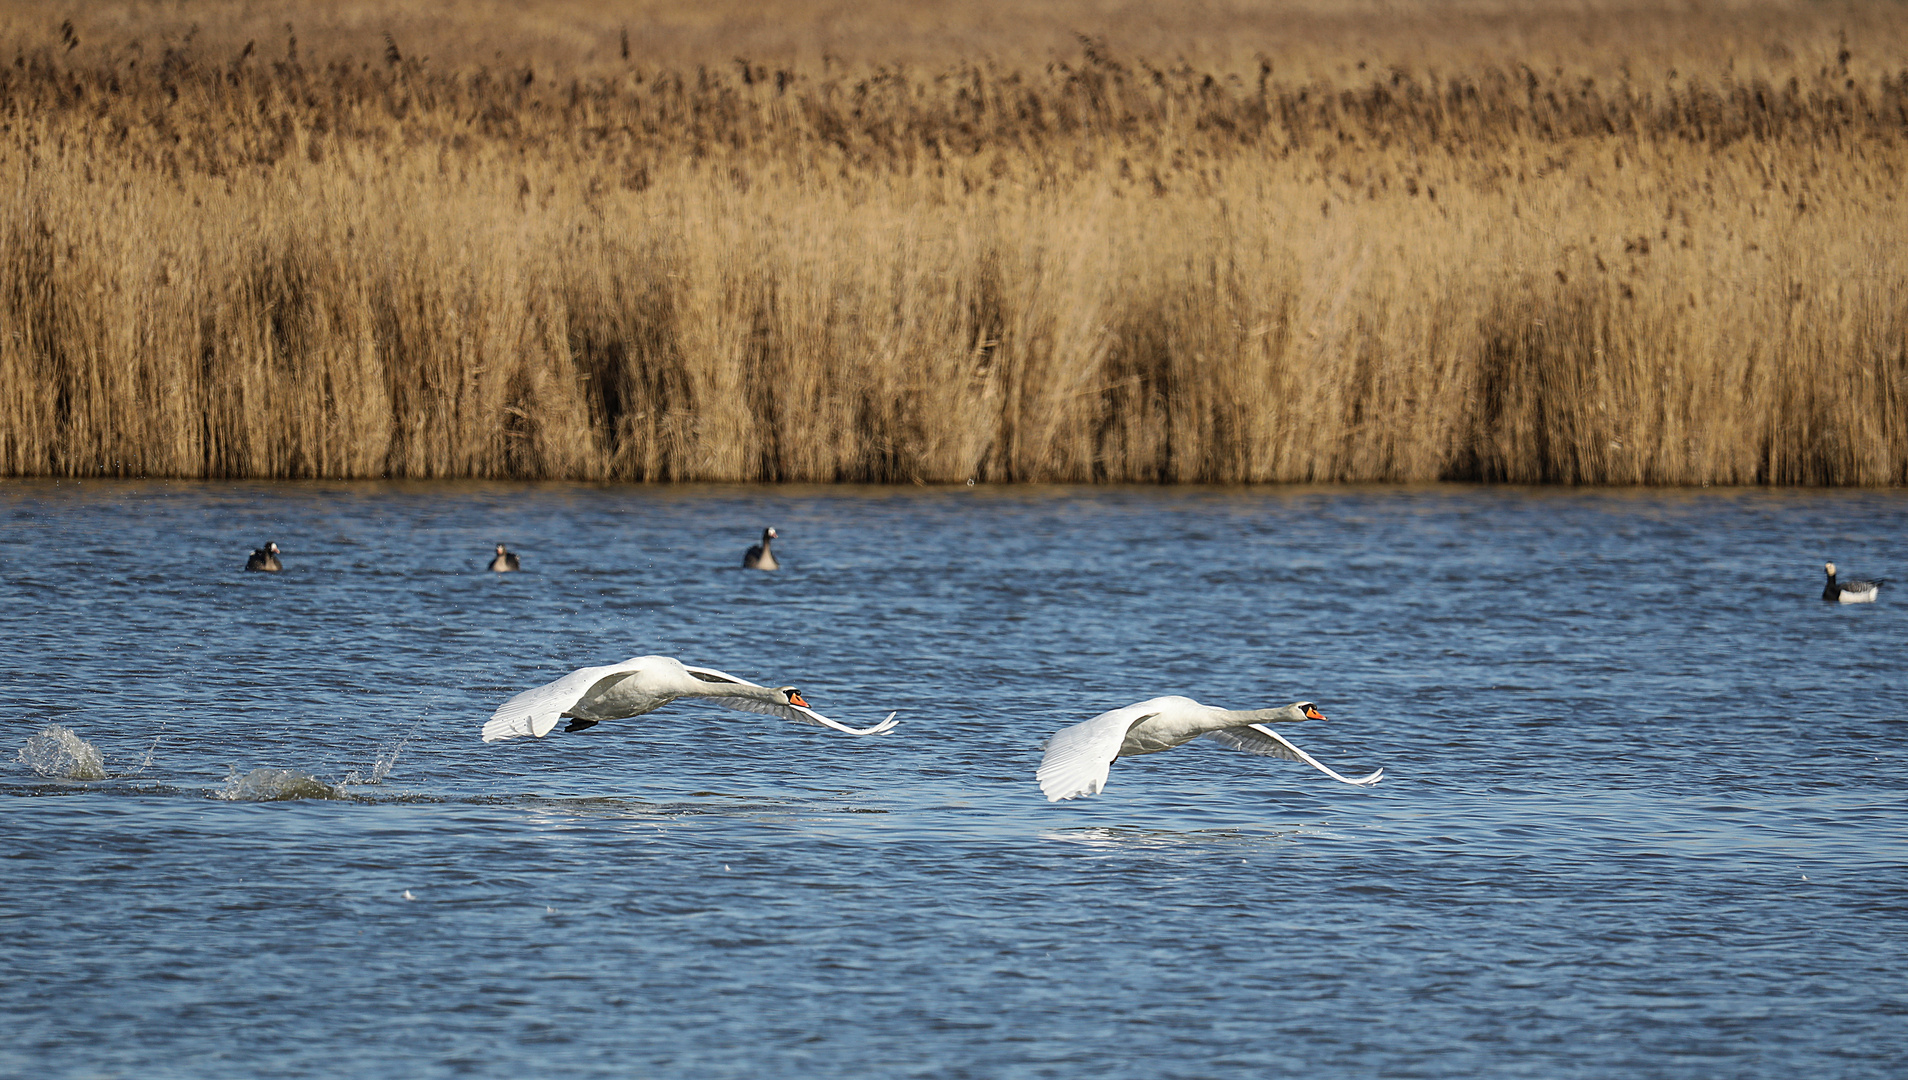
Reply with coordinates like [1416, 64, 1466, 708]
[4, 480, 1905, 1079]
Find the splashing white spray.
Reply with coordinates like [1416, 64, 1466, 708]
[339, 726, 415, 790]
[214, 722, 417, 801]
[18, 725, 108, 780]
[122, 725, 166, 778]
[216, 766, 344, 801]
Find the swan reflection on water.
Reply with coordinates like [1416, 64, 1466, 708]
[1037, 824, 1343, 850]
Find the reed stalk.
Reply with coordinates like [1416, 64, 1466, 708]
[2, 2, 1904, 483]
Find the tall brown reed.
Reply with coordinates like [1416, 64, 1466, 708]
[2, 3, 1905, 483]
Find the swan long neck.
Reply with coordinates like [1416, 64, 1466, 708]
[1212, 704, 1305, 728]
[688, 681, 784, 705]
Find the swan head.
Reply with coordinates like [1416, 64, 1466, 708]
[776, 686, 809, 708]
[1825, 561, 1837, 576]
[1291, 701, 1328, 722]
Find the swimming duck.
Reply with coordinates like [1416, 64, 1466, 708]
[742, 527, 779, 570]
[1823, 562, 1885, 603]
[245, 542, 282, 573]
[490, 544, 521, 572]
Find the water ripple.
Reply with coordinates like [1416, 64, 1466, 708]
[2, 481, 1905, 1079]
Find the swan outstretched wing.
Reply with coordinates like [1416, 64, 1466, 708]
[681, 664, 755, 687]
[711, 696, 901, 735]
[1037, 706, 1159, 802]
[482, 661, 641, 742]
[1203, 724, 1385, 787]
[681, 665, 900, 735]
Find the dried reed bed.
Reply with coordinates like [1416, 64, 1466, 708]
[2, 2, 1906, 483]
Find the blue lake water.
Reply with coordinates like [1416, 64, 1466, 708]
[3, 480, 1905, 1078]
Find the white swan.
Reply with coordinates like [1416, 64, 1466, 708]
[1823, 562, 1885, 603]
[1036, 696, 1383, 802]
[481, 655, 898, 742]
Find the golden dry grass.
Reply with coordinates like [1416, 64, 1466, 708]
[1, 0, 1905, 483]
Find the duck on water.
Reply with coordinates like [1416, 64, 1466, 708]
[245, 542, 282, 572]
[743, 527, 779, 570]
[1823, 562, 1886, 603]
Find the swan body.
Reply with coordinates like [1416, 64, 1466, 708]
[1823, 562, 1885, 603]
[245, 541, 282, 572]
[490, 544, 521, 572]
[743, 527, 779, 570]
[481, 655, 898, 742]
[1036, 696, 1383, 802]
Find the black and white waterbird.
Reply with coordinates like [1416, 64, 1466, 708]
[1036, 697, 1383, 802]
[742, 527, 779, 570]
[1822, 562, 1885, 603]
[245, 542, 282, 572]
[489, 544, 521, 572]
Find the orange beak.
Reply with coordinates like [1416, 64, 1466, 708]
[788, 691, 810, 708]
[1304, 705, 1328, 721]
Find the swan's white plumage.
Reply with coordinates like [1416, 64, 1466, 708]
[483, 662, 635, 741]
[1036, 695, 1382, 802]
[1035, 703, 1160, 802]
[480, 655, 897, 742]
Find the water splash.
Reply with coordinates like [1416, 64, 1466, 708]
[121, 725, 166, 777]
[339, 727, 414, 790]
[216, 766, 345, 801]
[18, 725, 108, 780]
[214, 722, 415, 802]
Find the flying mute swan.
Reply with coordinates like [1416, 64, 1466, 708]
[481, 655, 898, 742]
[1036, 696, 1383, 802]
[743, 527, 779, 570]
[489, 544, 521, 572]
[245, 541, 282, 572]
[1823, 562, 1885, 603]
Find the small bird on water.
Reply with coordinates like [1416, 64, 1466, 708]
[245, 542, 282, 573]
[1822, 562, 1886, 603]
[742, 527, 779, 570]
[490, 544, 521, 572]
